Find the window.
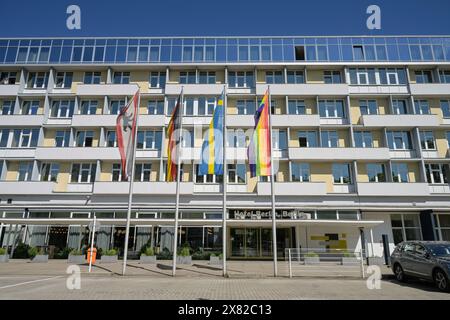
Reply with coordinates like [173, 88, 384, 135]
[349, 68, 405, 85]
[0, 129, 9, 148]
[384, 69, 402, 85]
[387, 131, 412, 150]
[147, 100, 164, 115]
[288, 100, 306, 115]
[149, 71, 166, 88]
[359, 100, 378, 115]
[433, 214, 450, 241]
[367, 163, 386, 182]
[440, 100, 450, 118]
[55, 130, 70, 147]
[21, 101, 39, 115]
[354, 131, 373, 148]
[348, 68, 375, 85]
[0, 100, 14, 115]
[198, 71, 216, 84]
[236, 100, 256, 115]
[198, 97, 216, 116]
[12, 129, 39, 148]
[228, 71, 254, 88]
[179, 71, 196, 84]
[40, 163, 59, 182]
[265, 71, 283, 84]
[391, 214, 422, 244]
[323, 71, 341, 84]
[272, 129, 287, 150]
[420, 131, 436, 150]
[113, 72, 130, 84]
[392, 163, 409, 183]
[106, 131, 117, 147]
[286, 70, 304, 84]
[112, 163, 123, 182]
[183, 98, 195, 116]
[321, 131, 339, 148]
[392, 99, 408, 115]
[109, 99, 125, 115]
[227, 129, 246, 147]
[414, 100, 430, 115]
[291, 163, 310, 182]
[26, 72, 48, 89]
[79, 100, 98, 115]
[181, 129, 194, 148]
[295, 46, 305, 61]
[134, 163, 152, 182]
[55, 72, 73, 88]
[298, 131, 318, 148]
[318, 100, 344, 118]
[426, 164, 449, 184]
[439, 70, 450, 84]
[332, 163, 351, 184]
[0, 72, 17, 85]
[50, 100, 75, 118]
[71, 163, 96, 183]
[228, 164, 246, 184]
[137, 130, 162, 150]
[17, 162, 33, 181]
[195, 164, 223, 184]
[75, 131, 94, 147]
[415, 70, 433, 84]
[352, 45, 364, 60]
[83, 72, 101, 84]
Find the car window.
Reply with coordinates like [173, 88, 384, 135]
[429, 245, 450, 256]
[414, 245, 427, 256]
[404, 243, 414, 253]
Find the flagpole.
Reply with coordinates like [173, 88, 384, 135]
[222, 85, 228, 277]
[122, 89, 140, 276]
[267, 85, 278, 277]
[172, 87, 184, 277]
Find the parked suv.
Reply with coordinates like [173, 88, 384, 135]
[390, 241, 450, 292]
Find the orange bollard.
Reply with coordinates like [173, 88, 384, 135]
[87, 247, 97, 264]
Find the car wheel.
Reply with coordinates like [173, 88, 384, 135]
[433, 269, 450, 292]
[394, 264, 406, 282]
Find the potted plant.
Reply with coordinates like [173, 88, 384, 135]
[176, 245, 192, 265]
[140, 247, 157, 264]
[100, 249, 118, 263]
[29, 247, 48, 263]
[341, 251, 359, 265]
[68, 249, 85, 264]
[304, 251, 320, 265]
[209, 253, 223, 266]
[0, 248, 8, 263]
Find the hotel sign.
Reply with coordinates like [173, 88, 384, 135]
[231, 209, 311, 220]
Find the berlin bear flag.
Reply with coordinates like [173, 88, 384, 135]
[116, 90, 139, 180]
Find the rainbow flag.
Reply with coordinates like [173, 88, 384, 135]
[199, 93, 224, 175]
[248, 90, 271, 177]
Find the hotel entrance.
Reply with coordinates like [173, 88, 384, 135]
[229, 227, 293, 259]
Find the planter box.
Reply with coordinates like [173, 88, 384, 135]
[209, 256, 222, 266]
[139, 255, 157, 264]
[304, 256, 320, 265]
[341, 257, 359, 265]
[68, 254, 85, 264]
[0, 254, 9, 263]
[31, 255, 49, 263]
[177, 256, 192, 265]
[100, 255, 118, 263]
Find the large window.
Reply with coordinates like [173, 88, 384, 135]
[0, 100, 14, 115]
[391, 214, 422, 245]
[79, 100, 98, 115]
[106, 131, 117, 147]
[83, 72, 101, 84]
[387, 131, 412, 150]
[367, 163, 386, 182]
[392, 99, 408, 115]
[272, 130, 287, 150]
[298, 131, 318, 148]
[134, 163, 152, 182]
[419, 131, 436, 150]
[113, 72, 130, 84]
[112, 163, 123, 182]
[75, 131, 94, 147]
[0, 72, 17, 85]
[323, 71, 342, 84]
[26, 72, 48, 89]
[354, 131, 373, 148]
[426, 164, 449, 184]
[288, 100, 306, 115]
[137, 130, 162, 150]
[55, 130, 70, 147]
[71, 163, 96, 183]
[195, 164, 223, 184]
[321, 130, 339, 148]
[179, 71, 196, 84]
[291, 163, 310, 182]
[50, 100, 75, 118]
[149, 71, 166, 88]
[17, 162, 33, 181]
[227, 129, 246, 148]
[12, 129, 39, 148]
[228, 71, 254, 88]
[439, 70, 450, 84]
[109, 99, 125, 115]
[440, 100, 450, 118]
[198, 71, 216, 84]
[0, 129, 9, 148]
[286, 70, 304, 84]
[236, 100, 256, 115]
[359, 100, 378, 115]
[198, 97, 216, 116]
[433, 214, 450, 241]
[415, 70, 433, 83]
[40, 163, 59, 182]
[265, 71, 283, 84]
[349, 68, 406, 85]
[147, 100, 164, 115]
[332, 163, 351, 184]
[21, 100, 40, 115]
[392, 163, 409, 183]
[228, 164, 246, 184]
[55, 72, 73, 88]
[414, 100, 431, 115]
[318, 100, 344, 118]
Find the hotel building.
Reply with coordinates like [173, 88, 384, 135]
[0, 36, 450, 261]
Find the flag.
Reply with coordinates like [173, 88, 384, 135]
[166, 94, 182, 182]
[199, 93, 224, 175]
[116, 90, 139, 181]
[248, 90, 271, 177]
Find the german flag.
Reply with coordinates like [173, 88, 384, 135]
[166, 94, 182, 182]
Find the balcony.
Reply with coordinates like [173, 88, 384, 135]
[180, 147, 201, 161]
[166, 116, 212, 126]
[332, 184, 356, 193]
[348, 85, 409, 95]
[165, 83, 224, 95]
[226, 147, 247, 161]
[93, 181, 194, 195]
[0, 84, 20, 96]
[256, 83, 348, 96]
[72, 114, 117, 127]
[271, 114, 320, 127]
[66, 183, 93, 193]
[76, 84, 138, 96]
[429, 184, 450, 194]
[193, 184, 248, 193]
[409, 83, 450, 96]
[360, 114, 440, 128]
[288, 147, 390, 160]
[226, 114, 254, 128]
[140, 115, 167, 127]
[35, 147, 120, 161]
[0, 115, 45, 127]
[357, 182, 430, 196]
[0, 181, 55, 195]
[0, 148, 36, 159]
[389, 150, 418, 159]
[45, 117, 72, 126]
[257, 182, 327, 196]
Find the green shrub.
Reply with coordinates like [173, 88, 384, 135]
[28, 247, 39, 259]
[305, 251, 319, 257]
[12, 242, 30, 259]
[342, 251, 356, 258]
[104, 249, 117, 256]
[179, 246, 191, 257]
[142, 247, 155, 256]
[0, 248, 6, 255]
[156, 248, 172, 260]
[54, 247, 71, 259]
[209, 253, 216, 257]
[70, 249, 83, 256]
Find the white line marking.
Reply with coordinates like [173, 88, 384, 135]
[0, 276, 63, 290]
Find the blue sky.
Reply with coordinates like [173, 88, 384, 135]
[1, 0, 449, 37]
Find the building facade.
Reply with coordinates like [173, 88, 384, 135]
[0, 36, 450, 260]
